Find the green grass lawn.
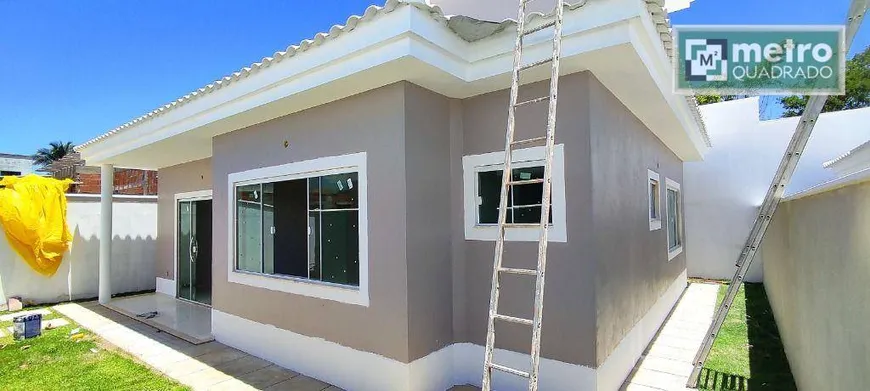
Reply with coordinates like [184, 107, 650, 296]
[0, 306, 188, 391]
[697, 283, 797, 391]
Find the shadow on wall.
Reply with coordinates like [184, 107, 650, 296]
[0, 226, 157, 305]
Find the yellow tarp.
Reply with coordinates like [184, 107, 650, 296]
[0, 175, 73, 277]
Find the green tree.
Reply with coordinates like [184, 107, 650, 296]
[33, 141, 75, 167]
[696, 95, 740, 105]
[779, 45, 870, 117]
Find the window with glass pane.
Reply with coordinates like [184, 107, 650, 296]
[234, 171, 360, 287]
[649, 179, 660, 220]
[667, 188, 681, 250]
[477, 165, 552, 225]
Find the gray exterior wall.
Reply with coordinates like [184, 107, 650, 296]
[211, 83, 412, 363]
[458, 73, 598, 366]
[588, 77, 686, 364]
[762, 182, 870, 391]
[156, 158, 213, 281]
[156, 72, 688, 370]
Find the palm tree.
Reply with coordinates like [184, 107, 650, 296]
[33, 141, 75, 167]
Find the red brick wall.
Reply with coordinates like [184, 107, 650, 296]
[69, 169, 158, 195]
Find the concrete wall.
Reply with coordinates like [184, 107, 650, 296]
[762, 181, 870, 391]
[0, 155, 34, 176]
[156, 158, 213, 281]
[588, 76, 686, 366]
[211, 83, 412, 363]
[0, 195, 157, 304]
[685, 99, 870, 281]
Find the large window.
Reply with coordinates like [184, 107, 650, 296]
[227, 152, 368, 306]
[462, 145, 567, 242]
[235, 173, 360, 286]
[648, 170, 661, 231]
[665, 178, 683, 260]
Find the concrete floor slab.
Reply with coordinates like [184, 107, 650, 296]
[212, 355, 273, 378]
[265, 375, 332, 391]
[235, 365, 299, 389]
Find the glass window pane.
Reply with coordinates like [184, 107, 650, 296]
[667, 189, 679, 249]
[511, 166, 544, 206]
[262, 183, 275, 275]
[320, 173, 358, 210]
[320, 210, 360, 286]
[649, 181, 658, 219]
[271, 179, 309, 278]
[309, 177, 321, 211]
[478, 170, 502, 224]
[309, 212, 321, 280]
[236, 184, 262, 273]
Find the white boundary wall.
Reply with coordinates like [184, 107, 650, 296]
[0, 195, 157, 304]
[685, 98, 870, 281]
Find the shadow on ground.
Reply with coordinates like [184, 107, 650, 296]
[698, 284, 797, 391]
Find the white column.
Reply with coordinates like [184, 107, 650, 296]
[98, 164, 113, 304]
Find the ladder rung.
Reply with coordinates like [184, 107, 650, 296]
[522, 20, 557, 36]
[515, 96, 550, 107]
[508, 178, 545, 186]
[489, 363, 531, 378]
[494, 313, 534, 326]
[499, 267, 537, 276]
[511, 136, 547, 146]
[503, 223, 540, 228]
[520, 57, 553, 72]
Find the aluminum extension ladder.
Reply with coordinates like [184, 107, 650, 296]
[481, 1, 565, 390]
[687, 0, 870, 386]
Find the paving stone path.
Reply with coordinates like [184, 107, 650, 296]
[53, 301, 343, 391]
[624, 282, 720, 391]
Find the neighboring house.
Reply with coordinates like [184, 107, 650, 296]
[43, 152, 158, 195]
[76, 1, 709, 390]
[684, 98, 870, 282]
[762, 139, 870, 391]
[0, 153, 34, 177]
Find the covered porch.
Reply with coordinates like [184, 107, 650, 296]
[104, 292, 213, 345]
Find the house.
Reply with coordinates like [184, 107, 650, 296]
[75, 0, 709, 389]
[43, 152, 159, 195]
[0, 153, 35, 177]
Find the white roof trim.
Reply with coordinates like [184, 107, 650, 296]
[77, 0, 709, 160]
[644, 0, 711, 147]
[823, 139, 870, 168]
[785, 166, 870, 201]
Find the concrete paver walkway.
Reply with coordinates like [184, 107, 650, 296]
[53, 301, 342, 391]
[624, 282, 720, 391]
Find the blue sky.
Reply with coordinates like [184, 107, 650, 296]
[1, 0, 866, 156]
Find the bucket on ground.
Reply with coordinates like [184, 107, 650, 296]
[12, 313, 42, 340]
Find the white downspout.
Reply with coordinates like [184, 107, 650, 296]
[98, 164, 113, 304]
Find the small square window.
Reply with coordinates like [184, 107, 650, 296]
[648, 170, 661, 231]
[462, 145, 567, 242]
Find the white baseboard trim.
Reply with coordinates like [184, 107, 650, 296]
[596, 269, 688, 391]
[211, 269, 687, 391]
[155, 277, 176, 297]
[212, 310, 596, 391]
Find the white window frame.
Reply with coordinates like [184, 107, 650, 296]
[226, 152, 369, 307]
[462, 145, 567, 242]
[648, 170, 662, 231]
[665, 177, 683, 261]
